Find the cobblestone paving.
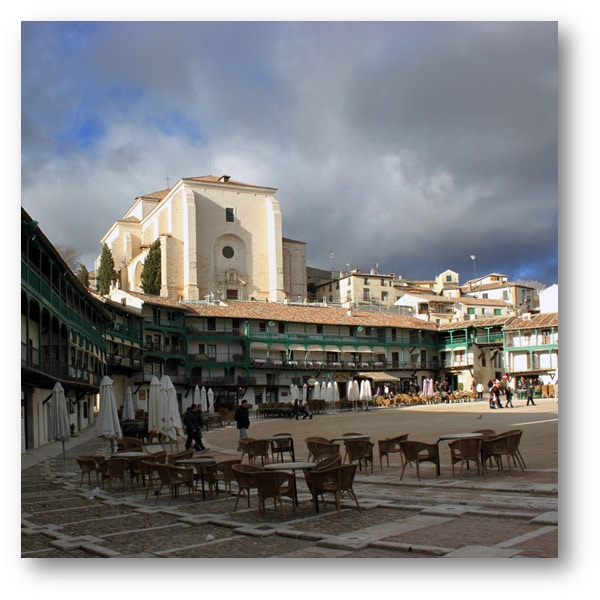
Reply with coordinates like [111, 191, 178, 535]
[22, 410, 559, 559]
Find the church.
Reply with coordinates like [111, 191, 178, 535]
[100, 174, 308, 303]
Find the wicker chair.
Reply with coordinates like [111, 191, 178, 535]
[231, 463, 263, 511]
[75, 455, 102, 485]
[254, 470, 296, 519]
[448, 436, 486, 477]
[309, 441, 341, 463]
[151, 462, 195, 504]
[398, 440, 440, 481]
[166, 448, 194, 465]
[343, 439, 375, 474]
[270, 433, 295, 463]
[99, 457, 129, 491]
[377, 434, 409, 470]
[313, 455, 342, 470]
[244, 439, 271, 465]
[304, 437, 331, 461]
[205, 457, 242, 495]
[482, 430, 526, 473]
[117, 436, 144, 452]
[304, 464, 361, 514]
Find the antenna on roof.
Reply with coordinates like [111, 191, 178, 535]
[165, 170, 171, 189]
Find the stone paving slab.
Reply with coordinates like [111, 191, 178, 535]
[21, 404, 559, 559]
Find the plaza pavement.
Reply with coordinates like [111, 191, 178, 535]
[21, 398, 558, 558]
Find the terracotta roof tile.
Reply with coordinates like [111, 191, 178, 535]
[504, 312, 558, 331]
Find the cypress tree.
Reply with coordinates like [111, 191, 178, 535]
[97, 243, 117, 295]
[77, 264, 90, 288]
[141, 239, 161, 295]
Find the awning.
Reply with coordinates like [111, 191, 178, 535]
[269, 343, 287, 351]
[250, 342, 268, 350]
[358, 372, 401, 382]
[357, 346, 373, 353]
[341, 346, 356, 353]
[288, 344, 305, 351]
[324, 345, 340, 352]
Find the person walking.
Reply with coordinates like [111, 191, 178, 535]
[526, 383, 537, 406]
[194, 404, 208, 452]
[234, 399, 251, 452]
[183, 404, 205, 452]
[505, 386, 514, 408]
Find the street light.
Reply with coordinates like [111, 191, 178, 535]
[470, 254, 477, 279]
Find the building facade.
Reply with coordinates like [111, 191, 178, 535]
[100, 175, 307, 304]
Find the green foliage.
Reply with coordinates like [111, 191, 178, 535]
[141, 239, 161, 295]
[97, 243, 117, 295]
[77, 264, 90, 288]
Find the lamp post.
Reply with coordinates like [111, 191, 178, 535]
[470, 254, 477, 279]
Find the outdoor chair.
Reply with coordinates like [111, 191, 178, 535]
[473, 429, 496, 439]
[254, 470, 296, 519]
[212, 457, 243, 495]
[313, 455, 342, 470]
[343, 439, 374, 474]
[244, 439, 271, 465]
[117, 436, 144, 452]
[448, 436, 486, 478]
[75, 455, 101, 485]
[377, 434, 409, 470]
[305, 437, 331, 461]
[231, 463, 264, 511]
[239, 437, 256, 462]
[270, 433, 295, 463]
[482, 429, 526, 473]
[309, 441, 341, 463]
[398, 440, 440, 481]
[99, 456, 129, 491]
[151, 462, 195, 504]
[304, 464, 361, 514]
[166, 448, 194, 464]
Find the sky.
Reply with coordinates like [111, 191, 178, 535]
[20, 19, 560, 287]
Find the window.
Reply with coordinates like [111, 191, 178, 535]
[381, 291, 388, 302]
[226, 289, 238, 299]
[446, 275, 452, 282]
[207, 318, 216, 331]
[226, 208, 234, 222]
[364, 278, 369, 284]
[467, 307, 475, 315]
[494, 308, 502, 316]
[278, 323, 285, 334]
[363, 288, 370, 301]
[222, 246, 234, 258]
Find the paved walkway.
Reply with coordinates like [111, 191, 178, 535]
[21, 400, 558, 559]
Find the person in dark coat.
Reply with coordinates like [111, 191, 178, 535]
[526, 383, 537, 406]
[234, 399, 251, 452]
[183, 404, 207, 451]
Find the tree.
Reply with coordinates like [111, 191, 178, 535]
[97, 243, 117, 295]
[77, 264, 90, 288]
[141, 239, 161, 295]
[56, 245, 82, 273]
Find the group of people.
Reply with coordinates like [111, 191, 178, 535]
[183, 403, 209, 452]
[488, 380, 537, 409]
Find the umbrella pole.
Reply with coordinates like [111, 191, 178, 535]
[62, 440, 67, 473]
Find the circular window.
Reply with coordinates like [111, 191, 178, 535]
[222, 246, 235, 259]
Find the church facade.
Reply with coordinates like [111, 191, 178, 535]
[100, 175, 307, 303]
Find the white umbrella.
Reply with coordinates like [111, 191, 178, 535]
[207, 388, 215, 414]
[193, 385, 201, 410]
[360, 379, 372, 410]
[122, 385, 135, 420]
[302, 383, 308, 402]
[326, 381, 334, 404]
[96, 375, 122, 452]
[49, 382, 70, 470]
[320, 381, 327, 400]
[333, 381, 340, 402]
[348, 379, 360, 411]
[147, 376, 161, 436]
[200, 386, 209, 412]
[160, 375, 183, 442]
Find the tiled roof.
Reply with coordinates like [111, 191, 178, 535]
[504, 312, 558, 331]
[438, 316, 515, 331]
[455, 296, 512, 306]
[122, 291, 437, 330]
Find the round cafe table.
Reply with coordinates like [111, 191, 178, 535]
[264, 461, 316, 506]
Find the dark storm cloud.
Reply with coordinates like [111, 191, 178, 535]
[21, 21, 557, 285]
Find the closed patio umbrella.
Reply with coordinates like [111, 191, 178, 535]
[122, 385, 135, 420]
[160, 375, 183, 445]
[207, 388, 214, 414]
[49, 381, 70, 471]
[201, 386, 208, 412]
[147, 375, 161, 440]
[96, 375, 122, 453]
[192, 385, 201, 411]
